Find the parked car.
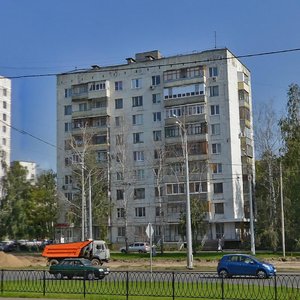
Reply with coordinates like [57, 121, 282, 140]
[49, 258, 110, 280]
[120, 242, 150, 253]
[217, 254, 276, 279]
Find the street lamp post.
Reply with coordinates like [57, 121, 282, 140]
[81, 162, 86, 241]
[174, 117, 193, 269]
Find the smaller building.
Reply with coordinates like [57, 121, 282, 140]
[12, 161, 37, 184]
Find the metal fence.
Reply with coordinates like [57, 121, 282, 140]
[1, 269, 300, 300]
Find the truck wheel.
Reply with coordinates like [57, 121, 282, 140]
[91, 258, 101, 266]
[49, 259, 59, 266]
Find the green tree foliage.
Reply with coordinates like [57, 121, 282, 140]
[0, 163, 58, 240]
[255, 157, 281, 251]
[28, 170, 58, 239]
[179, 198, 208, 253]
[279, 83, 300, 249]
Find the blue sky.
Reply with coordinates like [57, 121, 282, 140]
[0, 0, 300, 171]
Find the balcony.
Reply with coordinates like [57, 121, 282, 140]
[72, 107, 109, 119]
[238, 81, 250, 93]
[88, 88, 110, 99]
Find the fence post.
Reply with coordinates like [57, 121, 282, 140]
[83, 270, 86, 298]
[43, 270, 46, 296]
[274, 273, 277, 300]
[0, 269, 3, 294]
[221, 276, 224, 300]
[172, 271, 175, 300]
[126, 271, 129, 300]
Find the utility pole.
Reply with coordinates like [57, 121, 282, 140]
[81, 160, 86, 241]
[174, 116, 193, 269]
[248, 174, 255, 255]
[280, 161, 286, 257]
[88, 172, 92, 239]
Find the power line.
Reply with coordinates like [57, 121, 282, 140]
[0, 119, 60, 150]
[4, 47, 300, 79]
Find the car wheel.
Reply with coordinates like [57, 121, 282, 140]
[121, 249, 127, 254]
[98, 275, 105, 280]
[138, 250, 143, 253]
[257, 270, 267, 279]
[67, 275, 73, 280]
[86, 272, 94, 280]
[55, 272, 63, 280]
[218, 269, 229, 278]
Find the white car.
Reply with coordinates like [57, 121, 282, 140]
[120, 242, 150, 253]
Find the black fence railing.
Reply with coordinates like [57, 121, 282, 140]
[1, 269, 300, 300]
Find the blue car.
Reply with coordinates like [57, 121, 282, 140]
[217, 254, 276, 278]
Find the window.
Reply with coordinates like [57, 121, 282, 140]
[116, 172, 123, 180]
[3, 101, 7, 109]
[64, 88, 72, 98]
[2, 138, 6, 146]
[2, 126, 6, 133]
[166, 183, 185, 195]
[116, 134, 123, 145]
[2, 88, 7, 97]
[132, 114, 143, 125]
[153, 112, 161, 122]
[212, 143, 221, 154]
[133, 151, 144, 161]
[152, 75, 161, 86]
[134, 188, 145, 199]
[116, 189, 124, 200]
[152, 93, 161, 103]
[209, 86, 219, 97]
[131, 78, 142, 89]
[211, 163, 222, 174]
[96, 150, 107, 162]
[64, 175, 72, 185]
[215, 203, 224, 214]
[211, 124, 220, 135]
[2, 114, 6, 121]
[89, 81, 106, 91]
[133, 132, 144, 143]
[216, 223, 224, 239]
[115, 98, 123, 109]
[115, 81, 123, 91]
[209, 67, 218, 77]
[94, 135, 107, 144]
[64, 105, 72, 115]
[134, 169, 145, 180]
[117, 208, 125, 218]
[79, 103, 88, 111]
[118, 227, 125, 236]
[115, 116, 122, 127]
[64, 122, 71, 132]
[210, 105, 220, 115]
[135, 207, 146, 217]
[214, 182, 223, 194]
[239, 90, 249, 103]
[154, 149, 160, 159]
[153, 130, 162, 141]
[189, 181, 208, 193]
[132, 96, 143, 107]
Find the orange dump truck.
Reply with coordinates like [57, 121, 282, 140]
[42, 240, 110, 265]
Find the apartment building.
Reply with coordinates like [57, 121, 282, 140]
[16, 161, 37, 184]
[56, 48, 254, 246]
[0, 77, 11, 186]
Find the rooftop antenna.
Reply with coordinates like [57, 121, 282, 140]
[214, 31, 217, 49]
